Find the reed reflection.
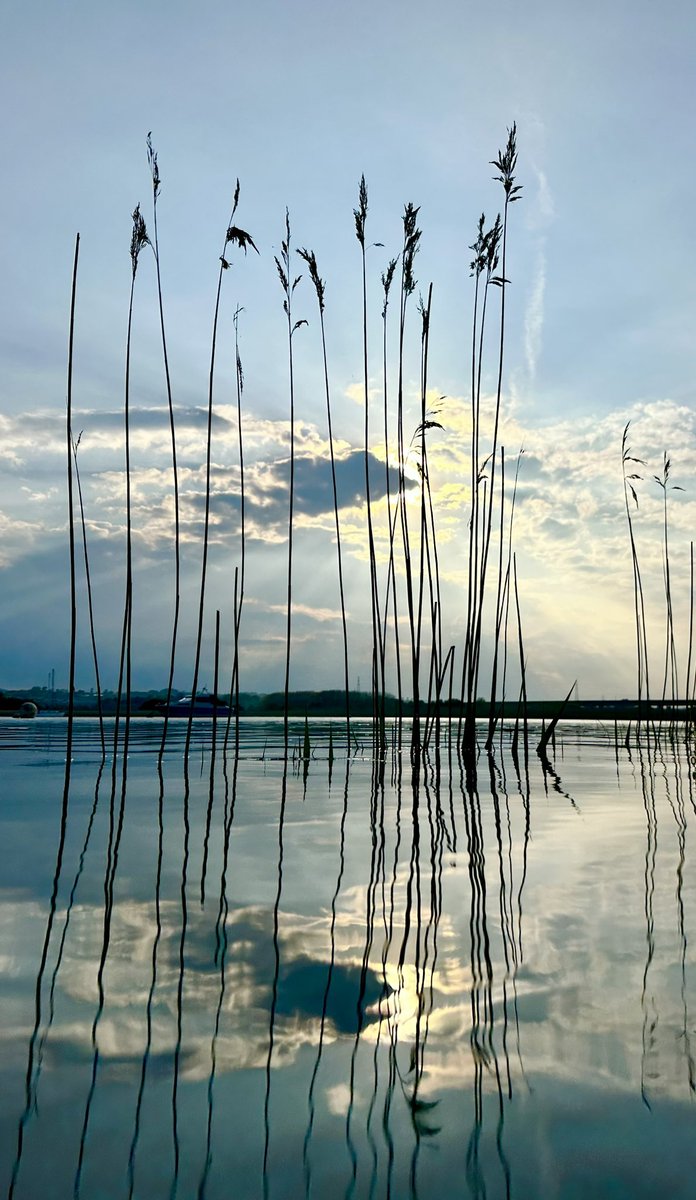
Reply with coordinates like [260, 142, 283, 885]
[75, 719, 132, 1198]
[623, 727, 696, 1110]
[127, 758, 166, 1199]
[196, 749, 240, 1199]
[302, 763, 351, 1197]
[262, 759, 289, 1200]
[8, 752, 101, 1200]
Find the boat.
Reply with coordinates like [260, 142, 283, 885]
[164, 691, 231, 718]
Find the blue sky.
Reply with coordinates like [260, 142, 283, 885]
[1, 0, 695, 698]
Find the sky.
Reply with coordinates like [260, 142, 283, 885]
[1, 0, 695, 700]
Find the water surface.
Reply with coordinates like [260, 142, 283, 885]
[1, 717, 695, 1198]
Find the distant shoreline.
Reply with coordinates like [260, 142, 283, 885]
[1, 687, 693, 723]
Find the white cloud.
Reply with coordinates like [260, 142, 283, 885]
[524, 251, 546, 381]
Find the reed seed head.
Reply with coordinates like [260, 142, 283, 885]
[486, 214, 502, 275]
[225, 225, 259, 255]
[469, 213, 502, 279]
[146, 132, 160, 200]
[654, 451, 684, 493]
[130, 204, 150, 277]
[275, 210, 293, 300]
[275, 256, 289, 295]
[469, 214, 487, 277]
[381, 256, 398, 317]
[418, 290, 431, 339]
[354, 174, 368, 247]
[402, 203, 421, 297]
[297, 247, 325, 312]
[491, 122, 522, 203]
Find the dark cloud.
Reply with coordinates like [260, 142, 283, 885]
[184, 450, 412, 533]
[252, 449, 408, 517]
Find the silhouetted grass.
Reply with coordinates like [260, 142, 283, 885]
[55, 127, 688, 770]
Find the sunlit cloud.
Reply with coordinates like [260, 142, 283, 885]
[250, 599, 345, 624]
[2, 381, 696, 696]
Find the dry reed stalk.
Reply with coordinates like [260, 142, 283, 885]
[485, 447, 523, 750]
[112, 206, 149, 766]
[71, 432, 105, 755]
[622, 423, 651, 721]
[655, 452, 682, 710]
[297, 246, 351, 749]
[186, 183, 257, 762]
[224, 308, 246, 755]
[379, 258, 402, 723]
[275, 211, 305, 752]
[144, 137, 182, 763]
[396, 203, 422, 761]
[354, 177, 385, 750]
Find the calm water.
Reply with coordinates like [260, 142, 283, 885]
[1, 716, 695, 1198]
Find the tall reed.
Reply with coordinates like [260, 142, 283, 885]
[461, 125, 521, 759]
[275, 211, 305, 751]
[224, 307, 246, 754]
[395, 203, 422, 760]
[485, 447, 523, 750]
[414, 286, 433, 745]
[72, 432, 105, 755]
[66, 236, 79, 744]
[8, 236, 82, 1200]
[622, 423, 650, 718]
[354, 176, 385, 750]
[459, 213, 500, 749]
[654, 451, 682, 707]
[297, 246, 351, 748]
[113, 206, 150, 762]
[145, 135, 180, 762]
[186, 183, 257, 761]
[379, 258, 402, 722]
[73, 212, 149, 1196]
[687, 544, 694, 719]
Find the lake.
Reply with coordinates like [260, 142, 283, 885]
[1, 716, 695, 1198]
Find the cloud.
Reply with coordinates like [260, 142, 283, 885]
[524, 252, 546, 381]
[344, 381, 381, 407]
[530, 166, 555, 229]
[250, 599, 345, 624]
[2, 383, 696, 697]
